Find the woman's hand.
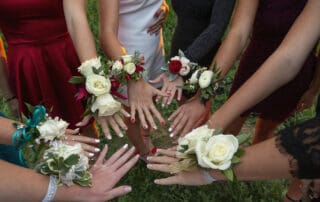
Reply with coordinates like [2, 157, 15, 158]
[64, 128, 101, 157]
[168, 96, 210, 137]
[69, 144, 139, 201]
[149, 73, 183, 106]
[296, 88, 318, 112]
[128, 79, 168, 130]
[147, 1, 169, 35]
[147, 149, 214, 185]
[76, 108, 131, 140]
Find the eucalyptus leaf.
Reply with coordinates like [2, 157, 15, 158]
[236, 133, 251, 145]
[69, 76, 85, 84]
[231, 155, 241, 164]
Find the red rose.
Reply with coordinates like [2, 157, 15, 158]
[111, 79, 120, 91]
[169, 60, 182, 74]
[125, 74, 131, 81]
[136, 64, 144, 72]
[75, 87, 88, 101]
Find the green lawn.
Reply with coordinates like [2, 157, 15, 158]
[1, 1, 316, 201]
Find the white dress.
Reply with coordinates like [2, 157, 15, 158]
[118, 0, 165, 83]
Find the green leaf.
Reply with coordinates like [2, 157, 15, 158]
[64, 154, 80, 166]
[25, 103, 35, 113]
[47, 159, 59, 172]
[161, 66, 169, 71]
[169, 74, 177, 81]
[236, 133, 251, 145]
[93, 66, 104, 74]
[69, 76, 86, 84]
[234, 148, 245, 157]
[222, 168, 234, 181]
[231, 155, 241, 164]
[178, 49, 185, 57]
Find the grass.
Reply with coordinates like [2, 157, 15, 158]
[0, 1, 316, 201]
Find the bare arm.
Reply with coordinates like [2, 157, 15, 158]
[210, 0, 259, 75]
[63, 0, 97, 61]
[99, 0, 126, 60]
[208, 0, 320, 129]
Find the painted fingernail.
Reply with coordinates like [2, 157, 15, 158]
[88, 153, 94, 157]
[123, 144, 128, 149]
[126, 113, 131, 117]
[168, 118, 171, 121]
[161, 104, 165, 108]
[130, 118, 135, 123]
[124, 186, 132, 193]
[168, 102, 171, 105]
[119, 133, 124, 138]
[155, 99, 159, 102]
[94, 148, 100, 152]
[95, 139, 100, 143]
[106, 135, 112, 140]
[169, 133, 174, 138]
[74, 128, 80, 133]
[153, 126, 158, 130]
[161, 121, 166, 126]
[135, 154, 140, 159]
[130, 146, 136, 151]
[168, 127, 173, 132]
[143, 125, 148, 129]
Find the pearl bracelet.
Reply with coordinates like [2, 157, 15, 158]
[42, 175, 58, 202]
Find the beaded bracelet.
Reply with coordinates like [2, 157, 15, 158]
[42, 175, 58, 202]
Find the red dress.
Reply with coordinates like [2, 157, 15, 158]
[0, 0, 84, 128]
[229, 0, 316, 121]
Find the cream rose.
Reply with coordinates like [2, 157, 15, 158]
[124, 62, 136, 75]
[112, 60, 123, 72]
[195, 134, 239, 170]
[36, 117, 69, 143]
[170, 56, 180, 61]
[179, 65, 191, 76]
[91, 93, 121, 116]
[189, 70, 200, 84]
[85, 74, 111, 96]
[198, 70, 213, 88]
[177, 125, 214, 154]
[180, 56, 190, 68]
[121, 55, 133, 64]
[78, 58, 102, 76]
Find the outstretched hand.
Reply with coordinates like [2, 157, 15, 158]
[149, 73, 183, 106]
[128, 79, 168, 130]
[147, 148, 214, 186]
[147, 1, 169, 35]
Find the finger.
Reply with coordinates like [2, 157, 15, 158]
[161, 86, 170, 107]
[107, 116, 123, 138]
[130, 105, 136, 123]
[168, 107, 182, 121]
[80, 143, 100, 154]
[110, 146, 136, 170]
[157, 148, 176, 157]
[170, 110, 185, 136]
[98, 117, 112, 140]
[148, 25, 161, 35]
[143, 107, 157, 130]
[172, 115, 188, 136]
[83, 151, 95, 158]
[146, 155, 178, 164]
[76, 115, 92, 127]
[180, 120, 194, 137]
[65, 128, 80, 135]
[114, 114, 128, 131]
[150, 104, 165, 124]
[64, 134, 100, 144]
[138, 107, 148, 129]
[95, 145, 108, 166]
[154, 176, 181, 185]
[116, 153, 140, 177]
[104, 186, 132, 201]
[153, 88, 169, 98]
[167, 87, 177, 105]
[120, 108, 131, 118]
[148, 74, 163, 84]
[177, 88, 182, 101]
[104, 144, 129, 167]
[157, 84, 168, 103]
[146, 164, 171, 173]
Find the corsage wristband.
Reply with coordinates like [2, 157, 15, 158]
[42, 175, 58, 202]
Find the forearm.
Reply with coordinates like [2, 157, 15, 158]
[100, 32, 126, 60]
[209, 137, 291, 181]
[63, 0, 97, 62]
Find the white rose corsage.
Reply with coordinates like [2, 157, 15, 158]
[169, 125, 250, 181]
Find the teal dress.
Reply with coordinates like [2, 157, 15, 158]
[0, 113, 26, 167]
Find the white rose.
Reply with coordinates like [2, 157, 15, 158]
[189, 70, 200, 84]
[178, 125, 214, 154]
[85, 74, 111, 96]
[91, 93, 121, 116]
[170, 56, 180, 61]
[45, 142, 83, 160]
[198, 70, 213, 88]
[179, 65, 191, 76]
[112, 60, 123, 72]
[180, 56, 190, 67]
[124, 62, 136, 75]
[195, 134, 239, 170]
[78, 58, 101, 76]
[121, 55, 133, 64]
[36, 117, 69, 143]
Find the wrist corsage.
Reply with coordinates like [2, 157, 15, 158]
[69, 57, 122, 117]
[13, 105, 92, 186]
[168, 125, 250, 181]
[182, 64, 223, 103]
[161, 50, 197, 81]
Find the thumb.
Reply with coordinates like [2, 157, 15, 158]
[76, 115, 92, 127]
[149, 74, 163, 84]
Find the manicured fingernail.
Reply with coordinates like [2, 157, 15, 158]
[135, 154, 140, 159]
[155, 99, 159, 102]
[74, 128, 80, 133]
[119, 133, 124, 138]
[130, 118, 135, 123]
[94, 148, 100, 152]
[107, 136, 112, 140]
[95, 139, 100, 143]
[168, 127, 172, 132]
[161, 121, 166, 126]
[143, 125, 148, 129]
[123, 144, 128, 149]
[147, 164, 152, 169]
[88, 153, 94, 157]
[153, 126, 158, 130]
[168, 102, 171, 105]
[169, 133, 174, 138]
[130, 146, 135, 151]
[162, 104, 165, 108]
[126, 113, 131, 117]
[124, 186, 132, 193]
